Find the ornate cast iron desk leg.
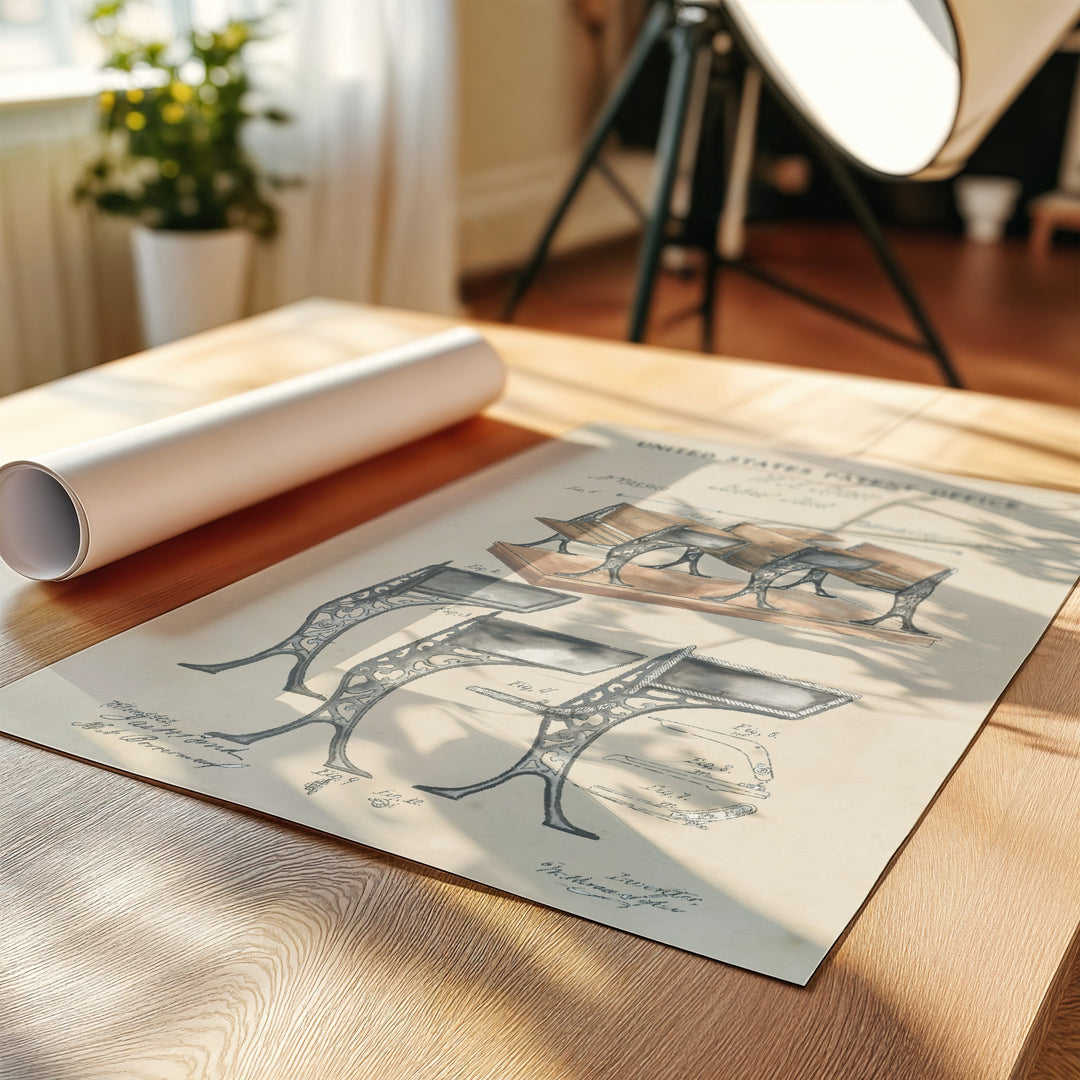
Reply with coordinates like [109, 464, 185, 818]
[205, 616, 640, 778]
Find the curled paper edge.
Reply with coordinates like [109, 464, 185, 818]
[0, 327, 504, 581]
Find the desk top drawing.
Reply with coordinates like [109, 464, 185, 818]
[0, 423, 1077, 985]
[492, 503, 954, 643]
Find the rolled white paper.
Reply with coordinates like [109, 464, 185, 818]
[0, 327, 505, 581]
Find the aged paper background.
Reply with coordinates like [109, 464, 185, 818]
[1, 425, 1077, 984]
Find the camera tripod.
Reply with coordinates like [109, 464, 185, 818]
[502, 0, 963, 389]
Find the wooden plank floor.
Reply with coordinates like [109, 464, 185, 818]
[465, 222, 1080, 407]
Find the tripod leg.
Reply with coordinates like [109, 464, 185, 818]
[813, 141, 964, 389]
[628, 16, 708, 343]
[717, 66, 761, 261]
[701, 247, 719, 352]
[661, 39, 714, 276]
[700, 60, 747, 352]
[502, 0, 672, 321]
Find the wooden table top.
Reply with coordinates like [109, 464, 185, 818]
[1, 298, 1078, 1080]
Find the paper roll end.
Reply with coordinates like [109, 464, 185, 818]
[0, 463, 87, 581]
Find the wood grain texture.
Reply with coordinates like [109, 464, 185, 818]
[464, 224, 1080, 408]
[0, 298, 1078, 1080]
[1031, 948, 1080, 1080]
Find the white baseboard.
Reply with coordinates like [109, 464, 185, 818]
[458, 148, 655, 277]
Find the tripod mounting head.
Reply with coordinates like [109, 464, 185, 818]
[671, 0, 726, 29]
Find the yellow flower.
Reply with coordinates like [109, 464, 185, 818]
[161, 160, 180, 178]
[125, 112, 146, 131]
[99, 91, 115, 111]
[220, 24, 246, 50]
[170, 82, 193, 103]
[162, 102, 185, 124]
[126, 88, 144, 104]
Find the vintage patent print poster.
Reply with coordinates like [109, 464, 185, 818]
[1, 425, 1078, 985]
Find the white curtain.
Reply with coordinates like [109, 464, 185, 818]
[251, 0, 461, 316]
[0, 98, 126, 398]
[0, 0, 460, 396]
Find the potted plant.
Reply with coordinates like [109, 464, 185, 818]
[75, 0, 289, 347]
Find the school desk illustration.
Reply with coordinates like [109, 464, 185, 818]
[491, 503, 955, 645]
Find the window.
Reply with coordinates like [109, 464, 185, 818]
[0, 1, 259, 103]
[0, 0, 84, 72]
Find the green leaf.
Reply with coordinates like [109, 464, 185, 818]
[76, 3, 296, 237]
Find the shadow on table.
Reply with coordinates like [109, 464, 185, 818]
[0, 736, 976, 1080]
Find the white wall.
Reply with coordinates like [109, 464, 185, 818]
[457, 0, 652, 276]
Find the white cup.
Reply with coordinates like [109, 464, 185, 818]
[954, 175, 1022, 244]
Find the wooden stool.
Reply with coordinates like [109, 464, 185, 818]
[1028, 191, 1080, 255]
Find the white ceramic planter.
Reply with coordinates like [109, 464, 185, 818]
[953, 176, 1022, 244]
[131, 225, 254, 347]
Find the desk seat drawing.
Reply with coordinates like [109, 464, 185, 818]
[180, 562, 860, 840]
[418, 648, 857, 839]
[492, 504, 954, 645]
[180, 564, 576, 697]
[203, 614, 641, 779]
